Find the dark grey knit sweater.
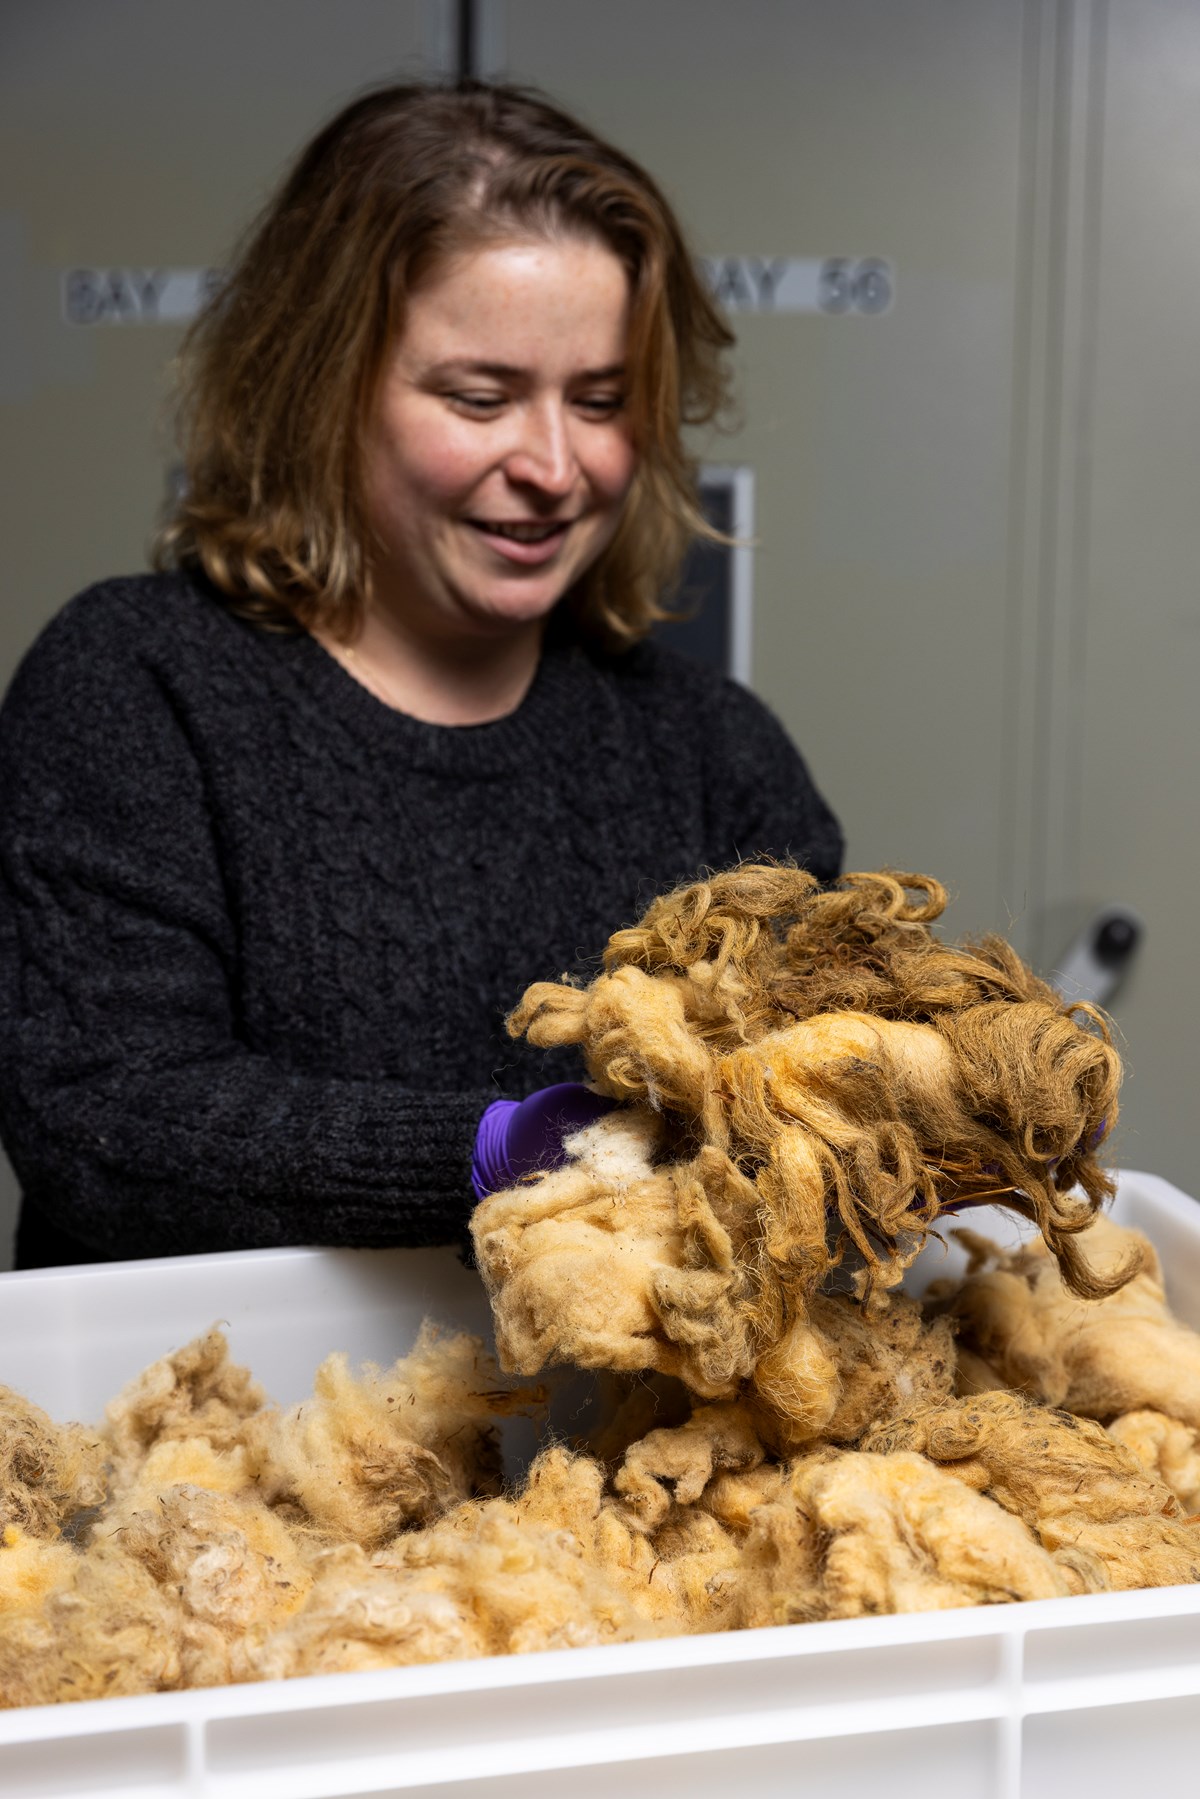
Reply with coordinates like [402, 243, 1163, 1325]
[0, 573, 842, 1267]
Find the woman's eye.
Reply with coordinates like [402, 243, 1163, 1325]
[577, 393, 627, 417]
[449, 392, 506, 413]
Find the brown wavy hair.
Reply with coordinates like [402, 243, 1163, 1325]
[155, 81, 735, 649]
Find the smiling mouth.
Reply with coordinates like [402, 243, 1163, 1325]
[468, 519, 571, 543]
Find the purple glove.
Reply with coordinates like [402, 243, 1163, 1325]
[471, 1083, 616, 1200]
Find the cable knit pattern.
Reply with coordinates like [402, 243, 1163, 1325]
[0, 573, 842, 1266]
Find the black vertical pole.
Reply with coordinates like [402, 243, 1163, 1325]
[456, 0, 477, 81]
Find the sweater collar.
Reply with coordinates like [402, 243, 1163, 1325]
[272, 620, 608, 778]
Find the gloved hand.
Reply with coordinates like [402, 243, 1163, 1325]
[471, 1083, 616, 1200]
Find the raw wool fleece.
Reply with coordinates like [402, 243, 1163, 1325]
[473, 864, 1126, 1447]
[246, 1480, 660, 1682]
[90, 1465, 315, 1690]
[244, 1323, 543, 1548]
[0, 1386, 106, 1538]
[0, 1323, 551, 1705]
[0, 1539, 186, 1706]
[506, 1440, 748, 1635]
[731, 1448, 1075, 1626]
[104, 1326, 266, 1497]
[1107, 1412, 1200, 1513]
[5, 1281, 1200, 1705]
[934, 1215, 1200, 1425]
[864, 1390, 1200, 1593]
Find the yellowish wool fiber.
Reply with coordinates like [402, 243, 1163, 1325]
[937, 1214, 1200, 1425]
[90, 1479, 315, 1691]
[500, 1443, 742, 1634]
[246, 1501, 654, 1682]
[953, 1347, 1012, 1398]
[0, 1386, 106, 1537]
[579, 1371, 694, 1469]
[471, 1109, 695, 1382]
[0, 1524, 79, 1617]
[245, 1321, 544, 1548]
[1107, 1411, 1200, 1514]
[748, 1290, 956, 1454]
[732, 1448, 1074, 1626]
[94, 1465, 313, 1628]
[4, 1315, 1200, 1708]
[474, 865, 1129, 1428]
[699, 1463, 787, 1536]
[864, 1391, 1200, 1593]
[104, 1326, 266, 1496]
[613, 1402, 765, 1530]
[0, 1321, 548, 1705]
[116, 1436, 256, 1506]
[0, 1542, 185, 1707]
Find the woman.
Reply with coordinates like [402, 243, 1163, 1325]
[0, 82, 842, 1270]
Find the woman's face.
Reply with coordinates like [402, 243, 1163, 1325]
[362, 235, 638, 641]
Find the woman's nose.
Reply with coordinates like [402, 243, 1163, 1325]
[504, 402, 578, 497]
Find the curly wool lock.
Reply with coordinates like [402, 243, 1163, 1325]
[473, 865, 1127, 1442]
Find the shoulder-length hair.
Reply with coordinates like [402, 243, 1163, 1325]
[155, 81, 735, 650]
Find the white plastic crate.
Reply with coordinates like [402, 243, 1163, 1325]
[1, 1168, 1199, 1798]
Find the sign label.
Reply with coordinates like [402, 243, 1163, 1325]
[62, 267, 222, 325]
[61, 257, 894, 324]
[698, 256, 894, 315]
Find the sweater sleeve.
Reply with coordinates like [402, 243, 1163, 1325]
[0, 598, 488, 1259]
[700, 672, 844, 882]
